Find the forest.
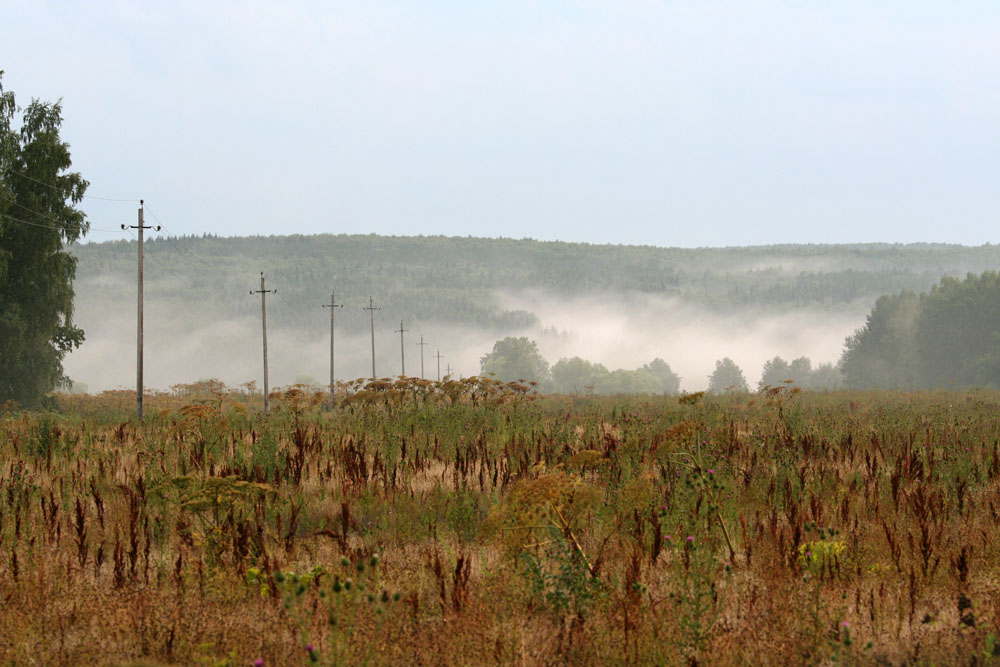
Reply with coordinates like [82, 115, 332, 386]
[72, 235, 1000, 337]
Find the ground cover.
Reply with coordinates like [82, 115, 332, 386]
[1, 380, 998, 665]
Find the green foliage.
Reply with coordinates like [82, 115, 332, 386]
[0, 72, 88, 407]
[480, 336, 550, 383]
[642, 357, 681, 394]
[840, 290, 920, 389]
[26, 413, 61, 457]
[759, 356, 792, 389]
[548, 356, 680, 395]
[708, 357, 748, 393]
[519, 528, 604, 619]
[549, 356, 609, 393]
[668, 536, 732, 661]
[760, 356, 839, 390]
[602, 368, 661, 394]
[841, 271, 1000, 389]
[916, 271, 1000, 387]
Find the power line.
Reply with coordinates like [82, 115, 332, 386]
[0, 211, 123, 234]
[119, 223, 196, 288]
[1, 166, 137, 202]
[0, 193, 119, 234]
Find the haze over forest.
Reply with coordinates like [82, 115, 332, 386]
[63, 235, 1000, 394]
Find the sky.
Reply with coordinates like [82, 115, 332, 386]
[2, 0, 999, 247]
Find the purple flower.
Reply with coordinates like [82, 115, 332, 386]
[707, 469, 715, 475]
[665, 535, 672, 540]
[686, 536, 694, 542]
[254, 661, 264, 667]
[306, 645, 314, 653]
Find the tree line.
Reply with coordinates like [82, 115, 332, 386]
[478, 337, 843, 395]
[840, 271, 1000, 389]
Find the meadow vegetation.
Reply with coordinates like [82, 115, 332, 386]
[1, 380, 999, 665]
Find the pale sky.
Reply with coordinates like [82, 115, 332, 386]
[3, 1, 999, 247]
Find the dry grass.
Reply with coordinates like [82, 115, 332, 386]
[1, 383, 999, 665]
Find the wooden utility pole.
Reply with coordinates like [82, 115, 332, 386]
[251, 272, 275, 412]
[446, 363, 454, 379]
[416, 335, 429, 379]
[121, 200, 159, 420]
[322, 291, 343, 406]
[395, 321, 409, 376]
[363, 297, 380, 379]
[435, 349, 443, 382]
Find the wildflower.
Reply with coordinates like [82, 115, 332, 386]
[686, 536, 694, 543]
[707, 469, 715, 475]
[842, 621, 850, 628]
[254, 661, 264, 667]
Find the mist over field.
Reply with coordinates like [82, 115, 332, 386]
[503, 290, 863, 392]
[64, 286, 862, 394]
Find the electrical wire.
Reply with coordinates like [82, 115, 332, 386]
[0, 211, 124, 234]
[1, 166, 137, 202]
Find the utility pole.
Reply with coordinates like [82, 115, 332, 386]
[435, 350, 444, 381]
[416, 336, 429, 379]
[363, 297, 380, 379]
[445, 363, 454, 379]
[395, 320, 409, 376]
[121, 200, 159, 420]
[322, 291, 343, 406]
[251, 272, 275, 412]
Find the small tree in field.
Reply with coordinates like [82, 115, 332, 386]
[642, 358, 681, 394]
[480, 337, 550, 383]
[758, 356, 791, 389]
[708, 357, 748, 393]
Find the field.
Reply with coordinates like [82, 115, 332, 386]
[2, 380, 999, 665]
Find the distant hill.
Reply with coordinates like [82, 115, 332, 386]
[65, 235, 1000, 391]
[71, 235, 1000, 333]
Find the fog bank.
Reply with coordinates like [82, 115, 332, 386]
[64, 288, 865, 393]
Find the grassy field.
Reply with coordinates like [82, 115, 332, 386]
[2, 379, 999, 665]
